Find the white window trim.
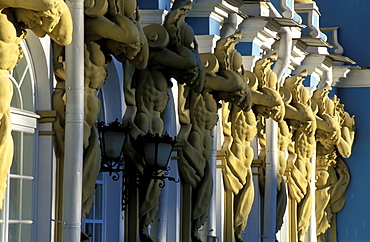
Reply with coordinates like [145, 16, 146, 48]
[10, 108, 39, 134]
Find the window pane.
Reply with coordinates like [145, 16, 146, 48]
[20, 70, 34, 112]
[8, 223, 19, 242]
[9, 178, 20, 220]
[95, 223, 102, 242]
[86, 223, 93, 238]
[95, 184, 103, 220]
[10, 131, 22, 175]
[86, 208, 94, 219]
[20, 224, 32, 242]
[10, 86, 22, 109]
[0, 222, 4, 239]
[12, 57, 27, 85]
[0, 207, 4, 221]
[22, 179, 33, 220]
[23, 133, 34, 176]
[7, 41, 36, 242]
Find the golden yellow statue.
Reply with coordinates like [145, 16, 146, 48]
[121, 2, 205, 241]
[283, 70, 317, 241]
[215, 31, 255, 242]
[0, 0, 72, 209]
[276, 113, 291, 233]
[178, 30, 253, 241]
[15, 0, 73, 155]
[252, 54, 284, 190]
[221, 103, 256, 242]
[313, 86, 355, 242]
[51, 0, 148, 231]
[0, 8, 23, 210]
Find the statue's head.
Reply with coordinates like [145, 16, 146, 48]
[178, 21, 195, 48]
[312, 83, 333, 116]
[215, 31, 242, 71]
[229, 49, 242, 72]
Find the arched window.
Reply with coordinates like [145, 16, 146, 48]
[0, 40, 38, 242]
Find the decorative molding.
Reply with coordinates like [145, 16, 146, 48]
[321, 27, 344, 55]
[39, 130, 55, 136]
[36, 110, 57, 123]
[281, 0, 302, 23]
[295, 2, 327, 40]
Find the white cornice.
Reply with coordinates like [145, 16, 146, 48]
[332, 66, 351, 86]
[336, 68, 370, 88]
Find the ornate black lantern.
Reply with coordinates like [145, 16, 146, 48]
[97, 120, 178, 209]
[139, 132, 176, 169]
[97, 119, 130, 180]
[138, 132, 178, 184]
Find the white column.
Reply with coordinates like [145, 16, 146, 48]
[244, 136, 261, 241]
[62, 0, 84, 241]
[207, 128, 218, 238]
[263, 118, 278, 242]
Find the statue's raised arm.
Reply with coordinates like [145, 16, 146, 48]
[0, 0, 55, 11]
[14, 0, 72, 46]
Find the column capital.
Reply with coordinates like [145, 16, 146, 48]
[291, 54, 333, 87]
[139, 9, 168, 26]
[187, 1, 241, 52]
[237, 17, 280, 69]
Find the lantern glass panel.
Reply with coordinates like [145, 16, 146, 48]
[157, 143, 173, 168]
[103, 130, 126, 158]
[143, 142, 157, 167]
